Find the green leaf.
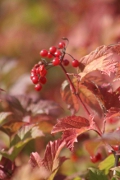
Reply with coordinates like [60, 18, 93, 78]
[87, 168, 108, 180]
[0, 125, 44, 161]
[0, 112, 12, 127]
[111, 167, 120, 179]
[99, 154, 114, 174]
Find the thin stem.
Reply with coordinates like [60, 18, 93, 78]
[60, 63, 90, 116]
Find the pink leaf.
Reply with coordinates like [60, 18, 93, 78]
[42, 139, 66, 172]
[52, 115, 90, 134]
[29, 152, 42, 168]
[79, 43, 120, 78]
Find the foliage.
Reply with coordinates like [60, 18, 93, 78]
[1, 0, 120, 180]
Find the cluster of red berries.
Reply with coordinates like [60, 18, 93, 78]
[30, 63, 47, 91]
[31, 39, 80, 91]
[39, 41, 79, 67]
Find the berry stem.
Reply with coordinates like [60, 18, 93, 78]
[60, 63, 90, 116]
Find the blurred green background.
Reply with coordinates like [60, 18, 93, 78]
[1, 0, 120, 102]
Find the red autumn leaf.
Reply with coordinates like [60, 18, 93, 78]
[81, 70, 113, 87]
[29, 152, 42, 168]
[79, 43, 120, 79]
[52, 115, 91, 151]
[52, 115, 90, 134]
[61, 80, 80, 114]
[52, 115, 102, 151]
[29, 139, 66, 180]
[105, 107, 120, 123]
[98, 86, 120, 110]
[62, 129, 79, 151]
[42, 139, 66, 172]
[78, 83, 104, 115]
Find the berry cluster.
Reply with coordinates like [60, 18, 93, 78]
[31, 39, 80, 91]
[30, 63, 47, 91]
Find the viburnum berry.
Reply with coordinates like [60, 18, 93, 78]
[35, 83, 42, 91]
[72, 59, 79, 67]
[58, 41, 65, 49]
[47, 52, 53, 58]
[54, 50, 62, 57]
[63, 59, 69, 66]
[112, 145, 119, 151]
[39, 68, 47, 76]
[31, 68, 36, 73]
[49, 46, 57, 54]
[90, 153, 102, 163]
[39, 64, 45, 72]
[35, 67, 39, 74]
[52, 57, 60, 66]
[30, 72, 36, 78]
[40, 49, 48, 57]
[39, 76, 47, 84]
[31, 76, 39, 84]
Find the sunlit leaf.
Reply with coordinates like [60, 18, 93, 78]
[79, 43, 120, 78]
[99, 154, 114, 174]
[29, 152, 42, 168]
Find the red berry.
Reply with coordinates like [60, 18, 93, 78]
[112, 145, 119, 151]
[47, 52, 53, 58]
[39, 65, 45, 72]
[72, 59, 79, 67]
[58, 42, 65, 49]
[90, 153, 102, 163]
[39, 68, 47, 76]
[36, 67, 39, 74]
[31, 76, 39, 84]
[52, 57, 60, 66]
[49, 46, 57, 54]
[90, 156, 97, 163]
[39, 76, 47, 84]
[54, 50, 61, 57]
[30, 72, 37, 79]
[63, 59, 69, 66]
[40, 49, 48, 57]
[31, 68, 36, 73]
[35, 83, 42, 91]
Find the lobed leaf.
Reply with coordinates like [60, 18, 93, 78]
[79, 43, 120, 79]
[87, 167, 108, 180]
[29, 139, 67, 180]
[29, 152, 42, 168]
[52, 115, 90, 134]
[0, 125, 44, 161]
[52, 115, 92, 151]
